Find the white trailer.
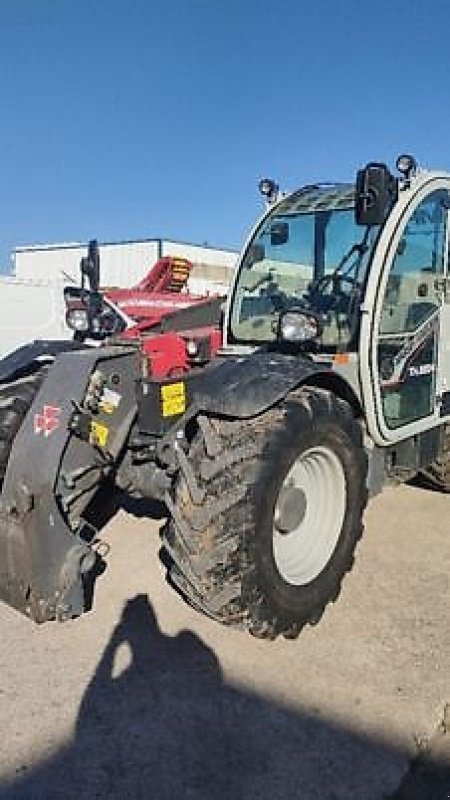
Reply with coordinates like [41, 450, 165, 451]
[0, 277, 69, 358]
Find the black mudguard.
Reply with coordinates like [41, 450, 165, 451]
[154, 351, 334, 470]
[137, 351, 329, 439]
[0, 345, 137, 623]
[191, 350, 329, 418]
[0, 339, 87, 384]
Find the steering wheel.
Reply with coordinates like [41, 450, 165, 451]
[310, 272, 360, 297]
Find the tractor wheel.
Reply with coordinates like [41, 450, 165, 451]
[0, 372, 45, 490]
[420, 425, 450, 492]
[162, 386, 368, 640]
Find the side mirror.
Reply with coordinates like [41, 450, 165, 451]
[355, 163, 398, 226]
[270, 221, 289, 246]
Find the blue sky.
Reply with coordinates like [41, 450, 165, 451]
[1, 0, 450, 272]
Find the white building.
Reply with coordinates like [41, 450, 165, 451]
[0, 238, 238, 357]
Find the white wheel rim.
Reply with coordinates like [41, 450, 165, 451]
[273, 445, 347, 585]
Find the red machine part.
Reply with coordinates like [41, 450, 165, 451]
[66, 253, 224, 378]
[105, 256, 208, 327]
[134, 256, 192, 293]
[106, 291, 209, 327]
[64, 252, 223, 378]
[120, 325, 223, 378]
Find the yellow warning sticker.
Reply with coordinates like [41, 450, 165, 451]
[161, 382, 186, 417]
[90, 420, 109, 448]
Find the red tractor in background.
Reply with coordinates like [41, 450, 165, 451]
[63, 241, 224, 377]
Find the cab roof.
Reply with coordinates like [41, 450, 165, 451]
[277, 183, 355, 215]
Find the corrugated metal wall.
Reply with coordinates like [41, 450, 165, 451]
[14, 241, 161, 286]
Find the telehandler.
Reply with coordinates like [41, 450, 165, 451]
[0, 154, 448, 639]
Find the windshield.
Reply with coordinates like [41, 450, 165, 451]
[229, 184, 378, 352]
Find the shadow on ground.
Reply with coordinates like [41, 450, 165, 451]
[0, 595, 448, 800]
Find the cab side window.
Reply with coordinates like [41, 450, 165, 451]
[377, 190, 448, 429]
[380, 191, 446, 336]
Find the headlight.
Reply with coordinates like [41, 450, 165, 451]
[184, 336, 211, 364]
[186, 339, 199, 357]
[66, 308, 89, 332]
[278, 310, 321, 343]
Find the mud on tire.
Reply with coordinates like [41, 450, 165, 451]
[420, 424, 450, 492]
[161, 386, 368, 640]
[0, 372, 45, 489]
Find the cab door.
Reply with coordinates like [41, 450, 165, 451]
[437, 216, 450, 415]
[364, 184, 450, 443]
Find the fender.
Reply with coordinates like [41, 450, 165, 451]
[192, 350, 331, 418]
[0, 339, 87, 384]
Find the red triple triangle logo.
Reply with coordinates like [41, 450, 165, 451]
[34, 405, 61, 437]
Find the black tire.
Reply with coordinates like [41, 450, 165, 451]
[420, 425, 450, 492]
[162, 386, 368, 640]
[0, 372, 45, 490]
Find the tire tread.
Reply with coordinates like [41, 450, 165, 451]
[0, 372, 45, 489]
[162, 387, 367, 639]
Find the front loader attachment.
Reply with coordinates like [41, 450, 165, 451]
[0, 346, 137, 622]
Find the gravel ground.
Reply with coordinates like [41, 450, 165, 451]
[0, 482, 449, 800]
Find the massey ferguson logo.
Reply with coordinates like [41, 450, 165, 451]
[34, 405, 61, 437]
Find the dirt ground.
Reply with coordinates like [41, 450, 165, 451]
[0, 482, 449, 800]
